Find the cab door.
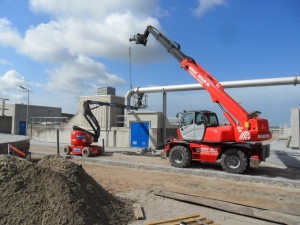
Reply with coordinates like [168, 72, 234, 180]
[179, 112, 195, 140]
[179, 112, 205, 141]
[194, 112, 205, 141]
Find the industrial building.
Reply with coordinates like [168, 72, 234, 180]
[25, 87, 177, 149]
[1, 103, 62, 135]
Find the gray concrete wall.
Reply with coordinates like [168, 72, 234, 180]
[30, 124, 72, 144]
[0, 116, 12, 133]
[289, 107, 300, 149]
[107, 127, 130, 147]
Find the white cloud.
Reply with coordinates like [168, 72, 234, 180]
[18, 13, 161, 63]
[0, 59, 12, 67]
[0, 70, 27, 100]
[0, 70, 25, 88]
[0, 18, 22, 48]
[29, 0, 159, 19]
[193, 0, 226, 17]
[45, 55, 125, 94]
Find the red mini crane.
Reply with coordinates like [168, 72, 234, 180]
[130, 25, 272, 173]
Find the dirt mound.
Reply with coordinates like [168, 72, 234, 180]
[0, 155, 133, 225]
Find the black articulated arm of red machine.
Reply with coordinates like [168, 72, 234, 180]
[74, 100, 139, 143]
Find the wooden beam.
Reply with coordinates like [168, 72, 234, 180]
[165, 187, 300, 216]
[155, 190, 300, 225]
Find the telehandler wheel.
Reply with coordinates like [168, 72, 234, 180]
[62, 146, 71, 155]
[82, 147, 91, 157]
[169, 145, 192, 168]
[220, 149, 248, 174]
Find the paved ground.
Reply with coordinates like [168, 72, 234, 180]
[266, 139, 300, 169]
[2, 134, 300, 171]
[0, 134, 30, 143]
[29, 138, 300, 169]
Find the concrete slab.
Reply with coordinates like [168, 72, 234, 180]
[268, 139, 300, 169]
[0, 133, 30, 156]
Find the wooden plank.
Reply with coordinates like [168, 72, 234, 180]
[133, 203, 144, 220]
[165, 187, 300, 216]
[155, 190, 300, 225]
[147, 214, 200, 225]
[146, 214, 219, 225]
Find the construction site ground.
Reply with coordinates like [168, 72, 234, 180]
[29, 139, 300, 225]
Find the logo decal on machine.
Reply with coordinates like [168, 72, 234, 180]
[239, 131, 251, 140]
[258, 134, 270, 139]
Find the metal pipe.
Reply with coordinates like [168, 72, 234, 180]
[125, 75, 300, 106]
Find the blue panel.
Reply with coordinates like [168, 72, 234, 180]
[19, 121, 26, 135]
[130, 122, 149, 148]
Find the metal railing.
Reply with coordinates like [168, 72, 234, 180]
[29, 117, 69, 125]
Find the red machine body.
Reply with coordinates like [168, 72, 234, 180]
[64, 126, 103, 157]
[63, 100, 138, 157]
[130, 26, 272, 173]
[67, 130, 102, 157]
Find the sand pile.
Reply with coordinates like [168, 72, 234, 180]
[0, 155, 133, 225]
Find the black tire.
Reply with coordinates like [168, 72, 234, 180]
[82, 147, 91, 157]
[169, 145, 192, 168]
[62, 146, 71, 155]
[220, 149, 248, 174]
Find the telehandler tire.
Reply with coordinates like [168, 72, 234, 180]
[220, 149, 248, 174]
[169, 145, 192, 168]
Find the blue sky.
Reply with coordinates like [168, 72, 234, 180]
[0, 0, 299, 126]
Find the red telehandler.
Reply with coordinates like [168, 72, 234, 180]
[63, 100, 138, 157]
[130, 25, 272, 173]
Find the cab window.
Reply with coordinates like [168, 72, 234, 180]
[205, 113, 219, 127]
[195, 112, 204, 125]
[180, 112, 194, 127]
